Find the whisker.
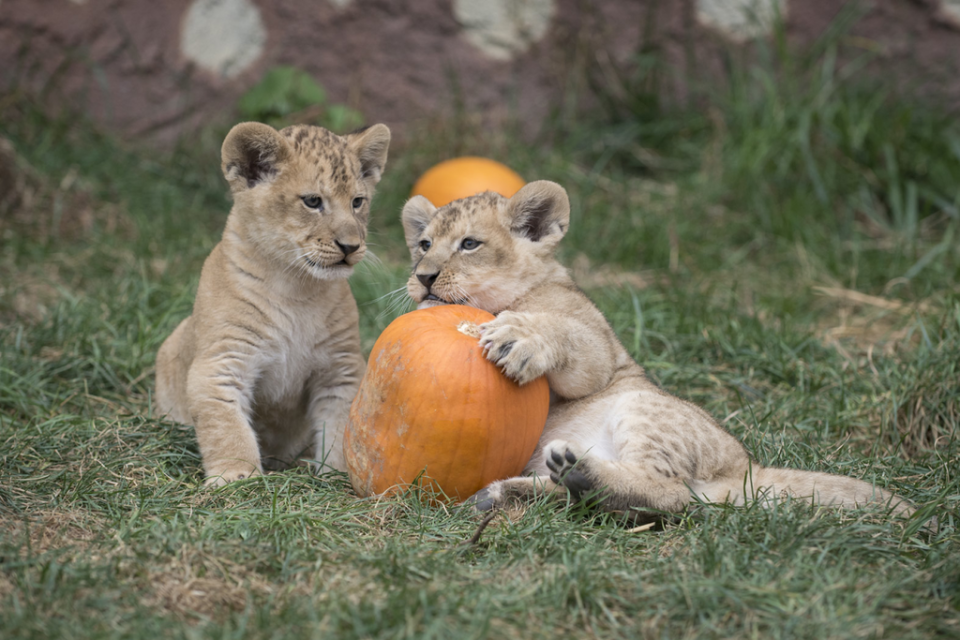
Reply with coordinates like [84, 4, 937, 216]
[283, 251, 313, 280]
[368, 285, 409, 305]
[362, 249, 385, 268]
[377, 286, 415, 322]
[453, 283, 478, 309]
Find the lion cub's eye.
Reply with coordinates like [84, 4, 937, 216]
[301, 195, 324, 211]
[460, 237, 482, 251]
[352, 197, 364, 209]
[419, 239, 432, 252]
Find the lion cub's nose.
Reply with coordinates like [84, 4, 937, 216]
[335, 240, 360, 257]
[416, 272, 439, 289]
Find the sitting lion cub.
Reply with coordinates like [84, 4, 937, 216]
[400, 181, 915, 519]
[156, 121, 390, 485]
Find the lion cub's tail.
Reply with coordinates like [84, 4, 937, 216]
[697, 466, 915, 518]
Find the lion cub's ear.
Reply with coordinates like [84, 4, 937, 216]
[346, 124, 391, 186]
[401, 196, 439, 253]
[221, 122, 291, 192]
[506, 181, 570, 249]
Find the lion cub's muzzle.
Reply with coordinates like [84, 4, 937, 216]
[410, 269, 468, 308]
[336, 240, 365, 266]
[414, 270, 445, 307]
[302, 237, 366, 273]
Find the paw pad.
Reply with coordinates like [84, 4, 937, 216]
[545, 444, 596, 502]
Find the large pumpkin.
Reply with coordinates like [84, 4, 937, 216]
[343, 305, 549, 501]
[410, 157, 525, 207]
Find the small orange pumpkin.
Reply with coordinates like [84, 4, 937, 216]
[343, 305, 549, 501]
[410, 157, 526, 207]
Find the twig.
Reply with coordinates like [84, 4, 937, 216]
[813, 286, 931, 313]
[460, 510, 498, 547]
[125, 366, 156, 394]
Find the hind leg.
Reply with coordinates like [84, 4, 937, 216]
[155, 317, 192, 423]
[544, 440, 692, 515]
[467, 475, 561, 511]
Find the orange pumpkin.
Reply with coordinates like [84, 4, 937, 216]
[410, 157, 526, 207]
[343, 305, 549, 501]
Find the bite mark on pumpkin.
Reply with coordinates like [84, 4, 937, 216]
[457, 321, 481, 339]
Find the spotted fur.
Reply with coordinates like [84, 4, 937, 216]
[156, 121, 390, 486]
[401, 181, 918, 523]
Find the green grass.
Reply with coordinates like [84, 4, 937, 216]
[2, 28, 960, 638]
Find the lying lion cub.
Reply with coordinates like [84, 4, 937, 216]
[156, 121, 390, 485]
[400, 181, 915, 520]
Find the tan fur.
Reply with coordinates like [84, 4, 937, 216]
[156, 121, 390, 486]
[400, 182, 916, 521]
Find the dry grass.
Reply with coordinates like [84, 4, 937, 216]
[1, 509, 103, 558]
[2, 54, 959, 638]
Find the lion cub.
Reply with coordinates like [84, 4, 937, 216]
[400, 181, 915, 519]
[156, 121, 390, 485]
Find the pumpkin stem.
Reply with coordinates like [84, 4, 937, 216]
[457, 321, 482, 339]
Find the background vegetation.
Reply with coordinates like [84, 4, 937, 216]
[1, 22, 958, 639]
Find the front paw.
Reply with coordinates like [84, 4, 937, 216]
[544, 440, 597, 502]
[479, 313, 552, 385]
[204, 465, 261, 487]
